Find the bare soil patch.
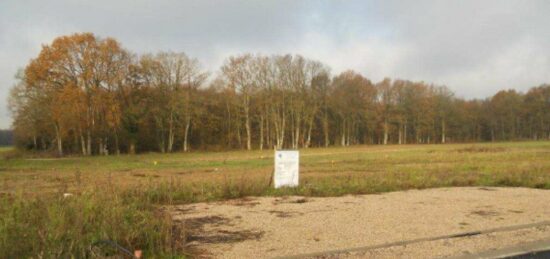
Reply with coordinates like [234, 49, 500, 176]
[170, 187, 550, 258]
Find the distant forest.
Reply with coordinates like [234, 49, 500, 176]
[0, 130, 13, 146]
[8, 33, 550, 156]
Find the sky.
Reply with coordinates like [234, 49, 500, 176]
[1, 0, 550, 129]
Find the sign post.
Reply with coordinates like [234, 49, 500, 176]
[274, 150, 299, 188]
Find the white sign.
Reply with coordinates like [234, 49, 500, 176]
[274, 150, 299, 188]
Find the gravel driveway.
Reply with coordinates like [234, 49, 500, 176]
[170, 187, 550, 258]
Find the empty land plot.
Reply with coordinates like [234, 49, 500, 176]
[2, 141, 550, 197]
[2, 141, 550, 257]
[171, 187, 550, 258]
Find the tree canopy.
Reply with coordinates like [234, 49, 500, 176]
[8, 33, 550, 155]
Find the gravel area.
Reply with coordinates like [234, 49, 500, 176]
[323, 226, 550, 259]
[170, 187, 550, 258]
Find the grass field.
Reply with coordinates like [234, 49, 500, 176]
[1, 141, 550, 257]
[0, 146, 12, 154]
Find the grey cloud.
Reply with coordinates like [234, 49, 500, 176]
[1, 0, 550, 128]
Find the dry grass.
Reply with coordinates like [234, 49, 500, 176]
[1, 141, 550, 257]
[3, 141, 550, 196]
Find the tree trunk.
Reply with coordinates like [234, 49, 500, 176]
[346, 123, 353, 147]
[226, 101, 233, 148]
[266, 112, 272, 148]
[129, 141, 136, 154]
[73, 132, 79, 152]
[54, 124, 63, 157]
[167, 115, 174, 153]
[159, 135, 165, 153]
[323, 112, 329, 147]
[259, 115, 264, 150]
[341, 119, 346, 146]
[383, 119, 389, 145]
[441, 120, 446, 144]
[290, 118, 295, 148]
[244, 96, 251, 150]
[80, 132, 86, 155]
[398, 124, 402, 145]
[114, 132, 120, 155]
[103, 138, 109, 155]
[183, 116, 191, 152]
[274, 107, 286, 149]
[305, 117, 314, 148]
[237, 123, 242, 149]
[86, 129, 92, 156]
[403, 124, 407, 144]
[168, 108, 178, 153]
[274, 118, 281, 149]
[99, 138, 104, 156]
[294, 123, 300, 149]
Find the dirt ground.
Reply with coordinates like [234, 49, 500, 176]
[170, 187, 550, 258]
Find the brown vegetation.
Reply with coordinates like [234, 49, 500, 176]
[8, 33, 550, 156]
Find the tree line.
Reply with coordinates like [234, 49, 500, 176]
[0, 130, 13, 146]
[8, 33, 550, 156]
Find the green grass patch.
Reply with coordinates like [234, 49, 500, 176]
[0, 188, 182, 258]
